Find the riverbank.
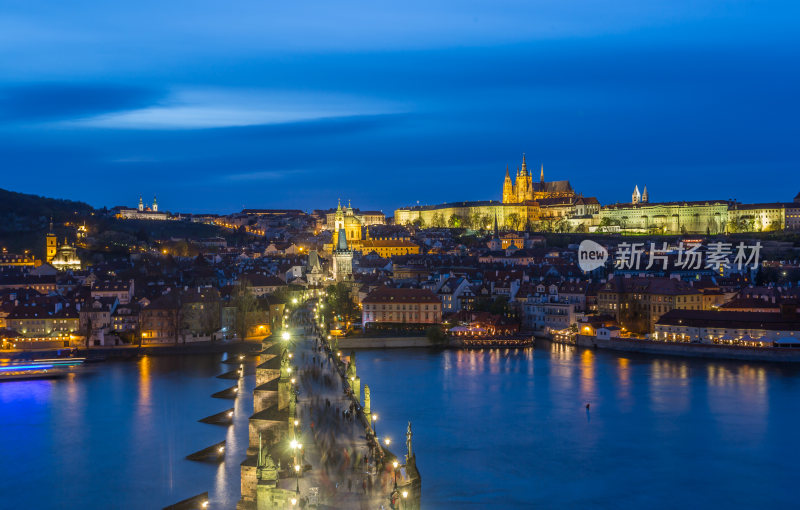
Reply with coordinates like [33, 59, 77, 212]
[574, 334, 800, 363]
[0, 340, 263, 360]
[337, 336, 434, 349]
[334, 335, 534, 350]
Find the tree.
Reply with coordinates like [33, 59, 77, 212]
[480, 214, 492, 231]
[426, 326, 448, 346]
[554, 218, 572, 233]
[470, 212, 482, 231]
[325, 283, 358, 325]
[448, 214, 461, 228]
[82, 309, 93, 349]
[169, 294, 184, 345]
[232, 280, 257, 341]
[506, 213, 520, 231]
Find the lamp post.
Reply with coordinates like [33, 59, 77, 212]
[392, 460, 398, 490]
[371, 413, 378, 437]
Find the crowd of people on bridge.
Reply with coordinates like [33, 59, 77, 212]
[289, 310, 398, 508]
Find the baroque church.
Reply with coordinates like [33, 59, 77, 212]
[502, 154, 575, 204]
[45, 222, 81, 271]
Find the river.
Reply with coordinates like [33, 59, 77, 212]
[1, 341, 799, 509]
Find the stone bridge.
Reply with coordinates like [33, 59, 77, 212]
[237, 303, 421, 510]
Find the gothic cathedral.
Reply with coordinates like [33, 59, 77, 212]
[502, 154, 576, 204]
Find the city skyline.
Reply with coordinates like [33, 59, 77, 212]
[1, 1, 799, 213]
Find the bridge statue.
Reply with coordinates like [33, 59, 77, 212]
[406, 421, 413, 461]
[256, 432, 278, 482]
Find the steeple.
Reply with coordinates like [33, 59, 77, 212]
[152, 195, 158, 212]
[336, 228, 348, 251]
[493, 213, 499, 237]
[521, 153, 527, 175]
[138, 195, 144, 212]
[632, 185, 641, 204]
[502, 165, 514, 204]
[540, 164, 544, 184]
[642, 185, 649, 203]
[49, 217, 53, 233]
[337, 198, 342, 212]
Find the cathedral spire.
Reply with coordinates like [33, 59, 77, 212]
[337, 198, 342, 211]
[505, 164, 510, 178]
[521, 153, 527, 175]
[493, 213, 499, 237]
[540, 164, 544, 184]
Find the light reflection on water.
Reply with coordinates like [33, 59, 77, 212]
[0, 354, 254, 510]
[0, 345, 794, 509]
[356, 340, 800, 510]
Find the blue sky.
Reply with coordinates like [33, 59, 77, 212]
[1, 1, 798, 214]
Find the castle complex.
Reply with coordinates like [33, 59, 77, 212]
[395, 154, 596, 229]
[394, 154, 800, 234]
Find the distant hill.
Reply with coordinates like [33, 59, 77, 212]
[0, 188, 95, 234]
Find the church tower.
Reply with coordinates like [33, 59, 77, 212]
[642, 186, 649, 203]
[152, 195, 158, 212]
[632, 185, 641, 204]
[332, 228, 353, 282]
[138, 195, 144, 212]
[45, 219, 57, 263]
[516, 154, 533, 202]
[502, 165, 514, 203]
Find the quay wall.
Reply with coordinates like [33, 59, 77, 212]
[0, 341, 261, 360]
[575, 334, 800, 363]
[337, 336, 433, 349]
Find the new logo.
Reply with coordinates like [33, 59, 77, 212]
[578, 240, 608, 272]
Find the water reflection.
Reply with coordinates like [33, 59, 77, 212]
[355, 343, 800, 509]
[138, 355, 152, 407]
[579, 349, 595, 398]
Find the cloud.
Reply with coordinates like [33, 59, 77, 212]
[0, 83, 163, 122]
[220, 168, 306, 182]
[68, 88, 405, 129]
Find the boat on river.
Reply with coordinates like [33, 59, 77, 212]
[0, 358, 85, 381]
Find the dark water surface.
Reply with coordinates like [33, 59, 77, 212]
[2, 342, 799, 509]
[0, 354, 255, 509]
[355, 342, 800, 509]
